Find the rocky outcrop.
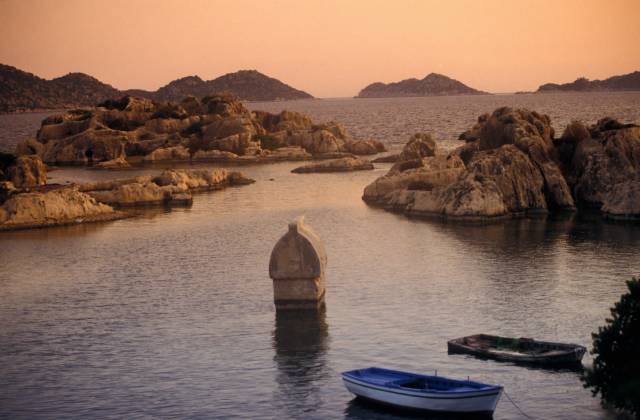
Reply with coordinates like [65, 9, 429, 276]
[82, 169, 254, 207]
[16, 94, 386, 165]
[0, 187, 123, 230]
[4, 155, 47, 189]
[364, 108, 640, 221]
[292, 157, 374, 173]
[399, 133, 437, 161]
[602, 181, 640, 220]
[356, 73, 488, 98]
[558, 119, 640, 209]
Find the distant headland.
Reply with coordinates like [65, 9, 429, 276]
[0, 64, 313, 112]
[535, 70, 640, 93]
[355, 73, 488, 98]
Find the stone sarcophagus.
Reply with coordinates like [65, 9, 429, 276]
[269, 217, 327, 310]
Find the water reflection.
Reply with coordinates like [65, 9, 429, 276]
[344, 397, 494, 420]
[272, 307, 330, 415]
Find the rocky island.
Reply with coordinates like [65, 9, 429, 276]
[14, 93, 385, 166]
[356, 73, 488, 98]
[0, 64, 313, 112]
[364, 107, 640, 221]
[0, 154, 254, 230]
[536, 70, 640, 93]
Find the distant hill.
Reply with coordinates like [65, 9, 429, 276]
[0, 64, 313, 112]
[153, 70, 313, 102]
[356, 73, 488, 98]
[0, 64, 121, 112]
[536, 71, 640, 93]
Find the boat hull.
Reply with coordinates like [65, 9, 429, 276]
[448, 334, 587, 367]
[342, 376, 502, 414]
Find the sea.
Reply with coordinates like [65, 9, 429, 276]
[1, 92, 640, 419]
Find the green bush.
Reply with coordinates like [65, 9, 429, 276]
[582, 278, 640, 416]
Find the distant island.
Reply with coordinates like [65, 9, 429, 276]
[0, 64, 313, 112]
[536, 70, 640, 93]
[356, 73, 488, 98]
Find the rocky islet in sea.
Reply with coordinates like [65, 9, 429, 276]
[14, 94, 385, 166]
[363, 107, 640, 221]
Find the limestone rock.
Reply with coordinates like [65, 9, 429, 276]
[478, 107, 554, 151]
[344, 139, 386, 155]
[0, 187, 120, 230]
[372, 154, 400, 163]
[399, 133, 437, 160]
[192, 149, 239, 161]
[6, 155, 47, 189]
[363, 155, 465, 204]
[602, 180, 640, 220]
[15, 138, 44, 157]
[142, 145, 190, 162]
[261, 146, 311, 161]
[570, 124, 640, 207]
[292, 157, 374, 173]
[41, 129, 127, 164]
[96, 156, 131, 169]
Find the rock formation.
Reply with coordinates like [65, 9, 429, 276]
[0, 187, 122, 231]
[269, 218, 327, 310]
[0, 168, 254, 231]
[80, 168, 254, 207]
[0, 153, 47, 190]
[356, 73, 488, 98]
[364, 108, 640, 221]
[291, 157, 374, 173]
[16, 94, 386, 165]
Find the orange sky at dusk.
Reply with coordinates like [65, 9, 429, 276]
[1, 0, 639, 97]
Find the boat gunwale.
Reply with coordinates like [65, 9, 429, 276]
[341, 367, 503, 397]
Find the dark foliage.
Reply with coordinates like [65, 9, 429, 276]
[582, 278, 640, 417]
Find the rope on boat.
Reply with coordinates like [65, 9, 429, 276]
[503, 389, 534, 419]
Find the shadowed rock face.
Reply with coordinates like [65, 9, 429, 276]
[16, 94, 386, 165]
[364, 108, 640, 221]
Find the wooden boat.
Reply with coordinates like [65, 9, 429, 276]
[341, 367, 503, 415]
[448, 334, 587, 366]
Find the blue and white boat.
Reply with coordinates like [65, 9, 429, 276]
[342, 367, 503, 415]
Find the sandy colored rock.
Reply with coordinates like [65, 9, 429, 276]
[0, 187, 121, 230]
[292, 157, 374, 173]
[192, 149, 239, 161]
[344, 139, 387, 155]
[399, 133, 437, 160]
[363, 155, 465, 204]
[96, 156, 131, 169]
[372, 154, 400, 163]
[6, 155, 47, 189]
[142, 145, 190, 162]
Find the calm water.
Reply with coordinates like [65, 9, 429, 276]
[2, 94, 640, 419]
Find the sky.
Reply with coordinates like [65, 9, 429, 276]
[1, 0, 639, 97]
